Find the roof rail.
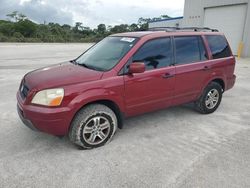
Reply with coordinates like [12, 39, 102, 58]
[148, 27, 219, 32]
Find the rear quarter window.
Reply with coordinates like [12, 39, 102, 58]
[205, 35, 232, 59]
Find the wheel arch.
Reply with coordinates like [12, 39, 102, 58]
[202, 77, 226, 93]
[198, 77, 226, 100]
[211, 78, 225, 91]
[70, 99, 124, 131]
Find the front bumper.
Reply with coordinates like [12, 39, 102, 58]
[17, 105, 38, 131]
[17, 91, 73, 136]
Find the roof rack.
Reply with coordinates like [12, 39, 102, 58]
[148, 27, 219, 32]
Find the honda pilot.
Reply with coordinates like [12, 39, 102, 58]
[17, 28, 236, 149]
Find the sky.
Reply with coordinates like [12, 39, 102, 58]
[0, 0, 184, 28]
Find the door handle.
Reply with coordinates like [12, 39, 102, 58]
[203, 66, 211, 71]
[162, 73, 174, 79]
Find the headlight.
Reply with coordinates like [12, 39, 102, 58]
[31, 88, 64, 107]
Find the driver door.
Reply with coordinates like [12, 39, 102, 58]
[124, 37, 175, 116]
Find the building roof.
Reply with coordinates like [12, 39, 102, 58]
[148, 16, 183, 23]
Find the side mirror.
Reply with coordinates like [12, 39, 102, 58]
[129, 62, 145, 74]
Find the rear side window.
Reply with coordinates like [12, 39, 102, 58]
[132, 37, 172, 70]
[174, 36, 207, 65]
[206, 35, 232, 59]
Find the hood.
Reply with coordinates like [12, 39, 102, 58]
[24, 62, 103, 90]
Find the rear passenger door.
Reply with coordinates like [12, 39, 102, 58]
[173, 36, 210, 105]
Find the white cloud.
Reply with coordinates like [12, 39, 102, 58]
[0, 0, 184, 28]
[19, 0, 31, 5]
[74, 0, 184, 27]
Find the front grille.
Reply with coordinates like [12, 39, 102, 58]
[20, 82, 29, 99]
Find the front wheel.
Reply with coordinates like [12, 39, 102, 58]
[195, 82, 223, 114]
[69, 104, 117, 149]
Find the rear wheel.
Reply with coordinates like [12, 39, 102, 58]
[69, 104, 117, 149]
[195, 82, 223, 114]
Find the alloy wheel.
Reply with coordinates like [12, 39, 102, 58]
[82, 116, 111, 145]
[205, 89, 219, 109]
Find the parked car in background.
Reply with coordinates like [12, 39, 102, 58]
[17, 28, 236, 149]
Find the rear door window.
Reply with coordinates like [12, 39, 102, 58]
[174, 36, 207, 65]
[205, 35, 232, 59]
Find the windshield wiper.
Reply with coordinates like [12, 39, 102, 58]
[78, 63, 104, 71]
[71, 59, 105, 71]
[79, 63, 91, 69]
[71, 59, 92, 69]
[70, 59, 77, 64]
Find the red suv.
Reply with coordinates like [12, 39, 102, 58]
[17, 28, 236, 149]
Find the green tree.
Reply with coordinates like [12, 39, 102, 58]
[13, 32, 25, 42]
[18, 13, 27, 21]
[15, 19, 37, 37]
[97, 24, 106, 34]
[129, 23, 139, 31]
[0, 32, 8, 42]
[137, 15, 171, 30]
[0, 22, 15, 36]
[1, 11, 172, 43]
[6, 11, 27, 22]
[62, 24, 71, 30]
[6, 11, 19, 22]
[81, 26, 92, 36]
[74, 22, 83, 33]
[110, 24, 129, 33]
[138, 17, 150, 31]
[107, 25, 113, 32]
[161, 15, 171, 19]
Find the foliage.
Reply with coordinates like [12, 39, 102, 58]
[0, 11, 171, 42]
[97, 24, 106, 34]
[15, 19, 37, 37]
[6, 11, 27, 22]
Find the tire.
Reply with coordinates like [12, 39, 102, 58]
[69, 104, 117, 149]
[195, 82, 223, 114]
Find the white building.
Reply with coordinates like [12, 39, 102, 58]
[148, 0, 250, 57]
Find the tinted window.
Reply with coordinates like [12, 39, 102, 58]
[206, 35, 232, 59]
[175, 36, 207, 65]
[132, 38, 172, 70]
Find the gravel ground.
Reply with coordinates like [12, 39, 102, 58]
[0, 43, 250, 188]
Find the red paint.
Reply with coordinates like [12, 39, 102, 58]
[17, 31, 236, 136]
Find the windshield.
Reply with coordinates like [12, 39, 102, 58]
[75, 36, 138, 71]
